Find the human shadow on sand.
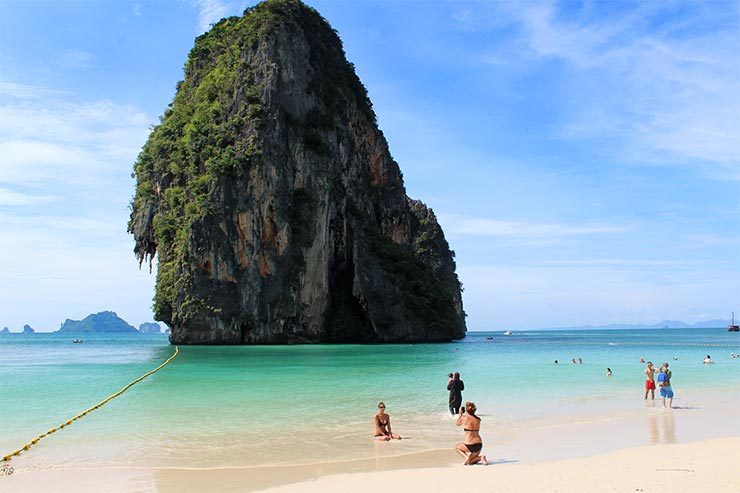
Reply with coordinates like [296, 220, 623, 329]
[487, 458, 519, 465]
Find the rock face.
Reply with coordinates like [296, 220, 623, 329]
[58, 311, 138, 333]
[1, 327, 9, 334]
[23, 324, 35, 334]
[129, 0, 465, 344]
[139, 322, 162, 334]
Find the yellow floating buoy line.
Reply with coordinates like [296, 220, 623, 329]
[1, 346, 179, 466]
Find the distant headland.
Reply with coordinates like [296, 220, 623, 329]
[534, 319, 732, 330]
[0, 312, 165, 334]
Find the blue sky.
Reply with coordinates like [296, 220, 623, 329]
[0, 0, 738, 332]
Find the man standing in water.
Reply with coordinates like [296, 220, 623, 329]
[658, 364, 674, 408]
[644, 362, 657, 400]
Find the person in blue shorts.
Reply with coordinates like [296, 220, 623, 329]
[657, 365, 674, 408]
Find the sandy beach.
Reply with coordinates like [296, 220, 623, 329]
[258, 437, 740, 493]
[3, 437, 738, 493]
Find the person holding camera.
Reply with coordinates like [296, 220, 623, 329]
[447, 372, 464, 415]
[455, 401, 487, 465]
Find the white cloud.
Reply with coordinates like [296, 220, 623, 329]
[187, 0, 231, 33]
[0, 187, 56, 206]
[59, 49, 96, 68]
[0, 99, 150, 187]
[0, 81, 67, 99]
[440, 214, 631, 241]
[454, 1, 740, 179]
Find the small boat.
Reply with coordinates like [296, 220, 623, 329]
[503, 330, 512, 336]
[72, 339, 83, 343]
[729, 312, 739, 332]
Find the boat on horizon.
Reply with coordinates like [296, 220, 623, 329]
[729, 312, 739, 332]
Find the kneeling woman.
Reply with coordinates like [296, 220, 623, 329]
[455, 401, 487, 465]
[373, 402, 401, 441]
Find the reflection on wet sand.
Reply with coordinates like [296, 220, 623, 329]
[646, 403, 676, 444]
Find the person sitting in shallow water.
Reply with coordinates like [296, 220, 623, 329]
[373, 402, 401, 441]
[455, 401, 487, 465]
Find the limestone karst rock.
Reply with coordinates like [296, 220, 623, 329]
[139, 322, 162, 334]
[129, 0, 465, 344]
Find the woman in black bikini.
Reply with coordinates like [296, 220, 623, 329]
[373, 402, 401, 441]
[455, 401, 487, 465]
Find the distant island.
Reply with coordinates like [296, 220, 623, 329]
[536, 319, 732, 330]
[139, 322, 162, 334]
[57, 311, 138, 333]
[1, 313, 166, 334]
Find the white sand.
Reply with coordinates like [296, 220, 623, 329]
[2, 437, 738, 492]
[258, 437, 740, 493]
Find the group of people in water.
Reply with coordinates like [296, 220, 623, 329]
[373, 371, 487, 466]
[553, 357, 583, 364]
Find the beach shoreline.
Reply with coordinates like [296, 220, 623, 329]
[3, 387, 739, 492]
[3, 330, 738, 491]
[3, 436, 738, 492]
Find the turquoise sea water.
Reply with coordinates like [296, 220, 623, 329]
[2, 329, 739, 469]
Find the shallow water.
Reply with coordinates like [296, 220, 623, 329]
[1, 328, 739, 469]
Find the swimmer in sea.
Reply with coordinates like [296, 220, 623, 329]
[373, 402, 401, 441]
[606, 368, 612, 377]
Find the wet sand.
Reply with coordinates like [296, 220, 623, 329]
[3, 389, 738, 492]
